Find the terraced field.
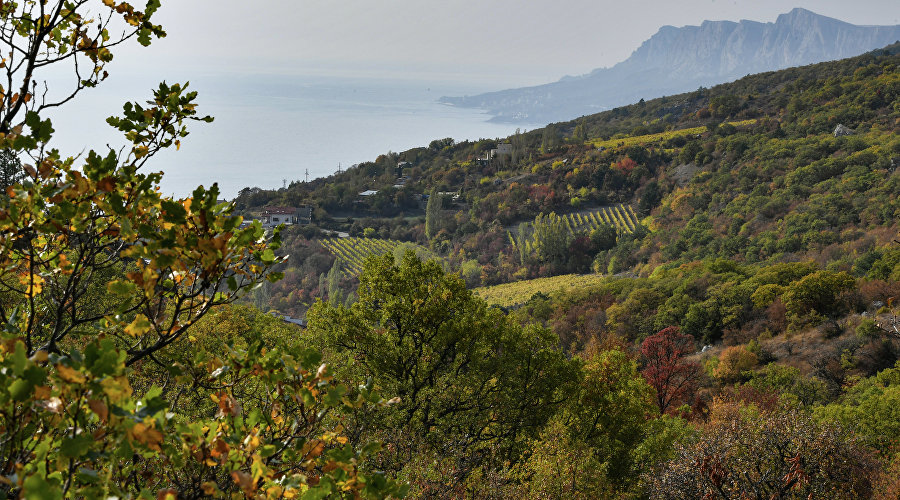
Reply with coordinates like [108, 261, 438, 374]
[320, 237, 407, 275]
[562, 204, 640, 234]
[510, 204, 640, 246]
[591, 119, 757, 150]
[474, 273, 608, 307]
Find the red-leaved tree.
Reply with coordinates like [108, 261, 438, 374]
[640, 326, 701, 414]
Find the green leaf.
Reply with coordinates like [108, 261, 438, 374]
[301, 478, 335, 500]
[23, 473, 61, 500]
[75, 467, 99, 484]
[25, 111, 54, 143]
[13, 340, 27, 375]
[8, 378, 34, 402]
[60, 435, 93, 458]
[145, 0, 162, 17]
[260, 249, 275, 264]
[107, 280, 137, 297]
[160, 199, 187, 223]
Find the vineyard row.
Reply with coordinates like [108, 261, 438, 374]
[320, 237, 403, 275]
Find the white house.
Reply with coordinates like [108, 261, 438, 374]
[260, 206, 312, 227]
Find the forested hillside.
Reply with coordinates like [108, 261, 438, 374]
[242, 42, 900, 319]
[223, 43, 900, 496]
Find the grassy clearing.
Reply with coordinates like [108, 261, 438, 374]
[591, 119, 757, 150]
[474, 273, 608, 307]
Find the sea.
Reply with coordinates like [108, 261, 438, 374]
[43, 72, 536, 199]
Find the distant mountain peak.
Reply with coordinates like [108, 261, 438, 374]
[441, 10, 900, 124]
[775, 7, 848, 27]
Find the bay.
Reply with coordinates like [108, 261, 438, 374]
[44, 72, 536, 199]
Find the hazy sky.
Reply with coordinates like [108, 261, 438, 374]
[123, 0, 900, 87]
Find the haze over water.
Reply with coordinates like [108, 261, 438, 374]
[46, 72, 535, 199]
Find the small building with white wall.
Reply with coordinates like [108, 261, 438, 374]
[261, 206, 313, 227]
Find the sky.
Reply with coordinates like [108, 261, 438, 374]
[121, 0, 900, 87]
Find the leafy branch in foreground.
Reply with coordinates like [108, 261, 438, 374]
[0, 1, 405, 497]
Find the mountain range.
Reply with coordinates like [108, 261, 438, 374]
[440, 8, 900, 124]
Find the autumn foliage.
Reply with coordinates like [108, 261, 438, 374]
[641, 326, 701, 414]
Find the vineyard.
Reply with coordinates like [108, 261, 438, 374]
[591, 119, 757, 150]
[563, 204, 640, 234]
[512, 204, 640, 240]
[320, 237, 420, 275]
[474, 273, 608, 307]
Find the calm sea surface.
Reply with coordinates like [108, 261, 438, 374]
[45, 73, 534, 198]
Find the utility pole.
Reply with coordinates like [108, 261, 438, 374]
[305, 168, 309, 183]
[337, 163, 342, 175]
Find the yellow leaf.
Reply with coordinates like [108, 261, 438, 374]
[124, 314, 152, 337]
[129, 422, 164, 452]
[56, 364, 86, 384]
[300, 439, 325, 460]
[19, 274, 44, 296]
[101, 376, 134, 400]
[156, 489, 177, 500]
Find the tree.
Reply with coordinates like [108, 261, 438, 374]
[782, 270, 856, 327]
[713, 345, 758, 383]
[0, 1, 166, 136]
[0, 149, 24, 192]
[326, 258, 344, 305]
[641, 326, 701, 414]
[0, 2, 404, 497]
[516, 211, 571, 272]
[567, 349, 658, 482]
[522, 348, 688, 497]
[572, 117, 588, 142]
[650, 400, 878, 499]
[424, 188, 442, 240]
[589, 223, 618, 252]
[510, 127, 526, 164]
[540, 124, 560, 154]
[814, 361, 900, 457]
[638, 180, 662, 215]
[308, 252, 575, 488]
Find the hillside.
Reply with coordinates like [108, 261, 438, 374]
[239, 42, 900, 325]
[440, 8, 900, 123]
